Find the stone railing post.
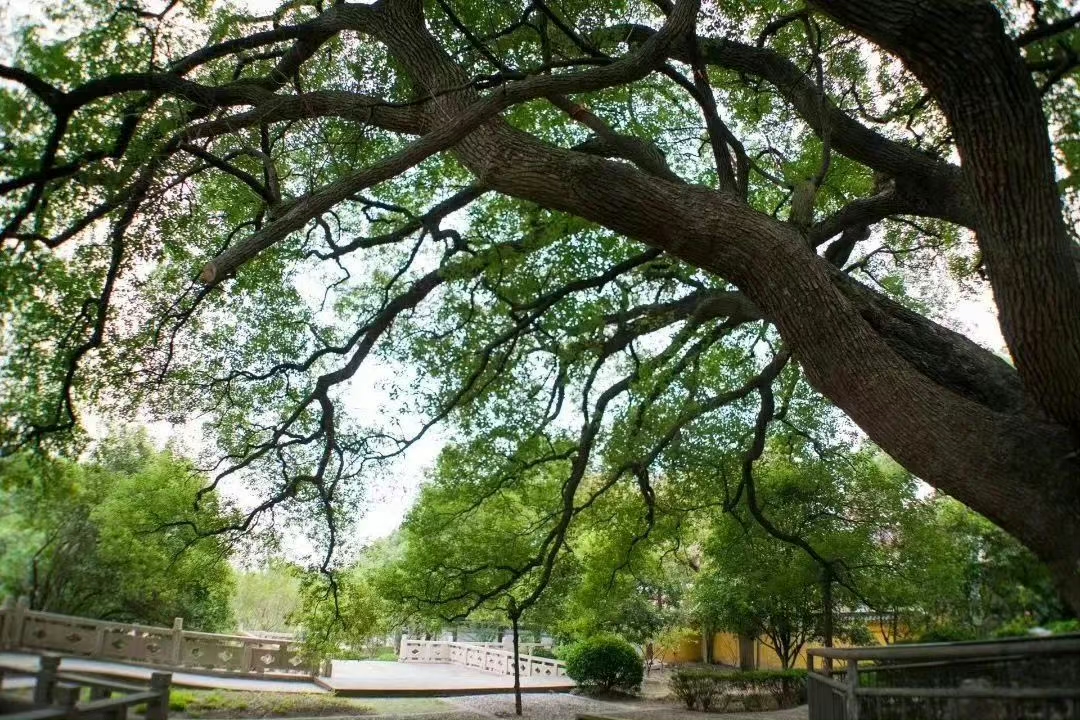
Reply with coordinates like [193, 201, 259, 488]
[845, 658, 860, 720]
[170, 617, 184, 666]
[398, 634, 409, 661]
[54, 683, 80, 710]
[145, 671, 172, 720]
[241, 639, 254, 672]
[33, 654, 60, 705]
[0, 596, 13, 649]
[93, 620, 107, 658]
[6, 596, 29, 649]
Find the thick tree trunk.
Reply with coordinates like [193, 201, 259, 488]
[359, 0, 1080, 614]
[809, 0, 1080, 439]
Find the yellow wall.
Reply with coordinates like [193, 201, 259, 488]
[662, 617, 910, 669]
[711, 632, 740, 666]
[665, 634, 704, 663]
[708, 632, 807, 669]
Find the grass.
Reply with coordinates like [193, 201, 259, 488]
[10, 685, 452, 718]
[137, 689, 375, 718]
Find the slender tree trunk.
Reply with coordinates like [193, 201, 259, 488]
[822, 568, 834, 650]
[511, 610, 522, 716]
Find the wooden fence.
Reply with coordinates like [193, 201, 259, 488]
[807, 633, 1080, 720]
[1, 654, 171, 719]
[399, 639, 568, 679]
[0, 597, 314, 678]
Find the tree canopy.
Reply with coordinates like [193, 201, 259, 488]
[0, 431, 238, 630]
[1, 0, 1078, 612]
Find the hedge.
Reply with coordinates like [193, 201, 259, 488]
[669, 668, 807, 712]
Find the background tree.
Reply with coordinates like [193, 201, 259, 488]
[294, 567, 388, 664]
[918, 497, 1073, 639]
[231, 561, 302, 634]
[691, 449, 973, 664]
[376, 442, 576, 714]
[0, 431, 238, 630]
[555, 483, 691, 647]
[1, 0, 1078, 611]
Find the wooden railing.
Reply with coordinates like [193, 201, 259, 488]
[1, 654, 171, 719]
[0, 597, 314, 678]
[807, 634, 1080, 720]
[399, 639, 568, 679]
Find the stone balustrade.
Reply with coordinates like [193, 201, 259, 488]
[1, 654, 173, 719]
[0, 597, 313, 678]
[399, 639, 567, 679]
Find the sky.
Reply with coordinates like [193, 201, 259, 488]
[1, 0, 1011, 559]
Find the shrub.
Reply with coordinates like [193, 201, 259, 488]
[668, 669, 807, 712]
[563, 634, 644, 693]
[1047, 619, 1080, 635]
[670, 671, 722, 710]
[528, 646, 559, 660]
[993, 615, 1039, 638]
[913, 624, 976, 643]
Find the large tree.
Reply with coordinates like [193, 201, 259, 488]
[1, 0, 1078, 610]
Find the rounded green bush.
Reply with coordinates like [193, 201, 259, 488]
[563, 634, 643, 693]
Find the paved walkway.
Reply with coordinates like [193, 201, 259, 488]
[320, 661, 574, 696]
[0, 652, 325, 693]
[0, 654, 573, 697]
[1, 656, 806, 720]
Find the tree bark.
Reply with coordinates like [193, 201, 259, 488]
[511, 610, 522, 716]
[822, 570, 834, 651]
[807, 0, 1080, 439]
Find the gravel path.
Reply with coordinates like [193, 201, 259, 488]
[446, 692, 630, 719]
[442, 693, 809, 720]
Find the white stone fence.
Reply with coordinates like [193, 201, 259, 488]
[399, 639, 568, 679]
[0, 597, 314, 678]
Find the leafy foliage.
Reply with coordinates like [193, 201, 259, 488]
[1, 0, 1078, 627]
[562, 634, 644, 694]
[692, 450, 949, 665]
[231, 562, 302, 634]
[294, 569, 388, 664]
[0, 431, 237, 630]
[374, 444, 576, 628]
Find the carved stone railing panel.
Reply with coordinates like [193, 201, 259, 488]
[0, 598, 313, 678]
[179, 633, 248, 672]
[18, 614, 105, 658]
[98, 624, 176, 666]
[399, 639, 567, 678]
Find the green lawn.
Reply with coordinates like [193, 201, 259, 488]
[150, 688, 448, 718]
[10, 687, 455, 718]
